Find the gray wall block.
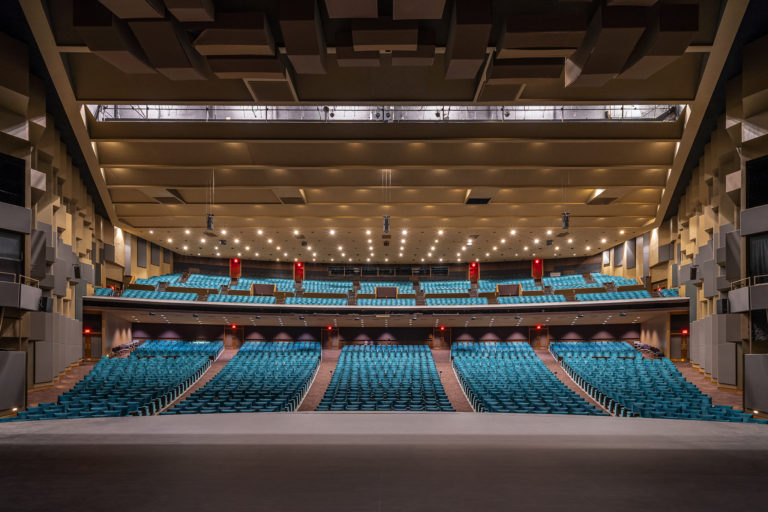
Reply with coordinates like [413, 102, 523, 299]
[741, 204, 768, 236]
[626, 238, 636, 269]
[0, 202, 32, 234]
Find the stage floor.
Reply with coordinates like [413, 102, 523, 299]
[1, 413, 767, 511]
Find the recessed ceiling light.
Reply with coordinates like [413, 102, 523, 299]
[461, 246, 466, 251]
[546, 230, 552, 235]
[330, 229, 335, 235]
[385, 258, 388, 262]
[267, 239, 273, 244]
[234, 238, 240, 244]
[492, 246, 497, 251]
[237, 252, 241, 257]
[313, 252, 317, 257]
[167, 238, 173, 243]
[524, 246, 528, 250]
[149, 230, 154, 234]
[421, 258, 425, 262]
[366, 229, 371, 235]
[402, 229, 407, 235]
[619, 229, 625, 235]
[534, 238, 539, 244]
[601, 238, 606, 243]
[438, 229, 444, 235]
[510, 229, 516, 235]
[341, 253, 345, 257]
[456, 252, 460, 257]
[428, 252, 432, 257]
[338, 245, 343, 251]
[555, 246, 559, 250]
[401, 238, 406, 244]
[200, 238, 205, 243]
[255, 252, 259, 256]
[257, 229, 263, 235]
[586, 245, 591, 250]
[183, 245, 188, 250]
[221, 229, 227, 235]
[399, 253, 403, 257]
[500, 239, 506, 244]
[568, 238, 573, 244]
[276, 246, 281, 250]
[293, 229, 299, 235]
[485, 252, 489, 257]
[367, 258, 371, 262]
[245, 246, 250, 250]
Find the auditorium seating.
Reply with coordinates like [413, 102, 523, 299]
[560, 355, 763, 423]
[542, 275, 604, 289]
[232, 277, 295, 292]
[478, 279, 537, 292]
[286, 297, 347, 305]
[302, 280, 354, 294]
[359, 281, 415, 294]
[165, 341, 320, 414]
[134, 273, 182, 286]
[135, 340, 224, 359]
[2, 355, 210, 421]
[659, 288, 680, 297]
[421, 280, 471, 294]
[207, 294, 276, 304]
[316, 345, 453, 411]
[575, 290, 651, 301]
[452, 342, 605, 415]
[497, 295, 567, 304]
[550, 341, 638, 359]
[358, 298, 417, 306]
[121, 289, 197, 301]
[93, 287, 114, 296]
[426, 297, 488, 306]
[185, 274, 230, 288]
[591, 273, 638, 287]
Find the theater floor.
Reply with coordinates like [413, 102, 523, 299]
[1, 413, 767, 512]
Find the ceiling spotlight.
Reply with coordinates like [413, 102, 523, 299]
[221, 229, 227, 235]
[500, 239, 506, 244]
[524, 246, 528, 250]
[200, 238, 205, 243]
[438, 229, 444, 235]
[149, 230, 154, 234]
[568, 238, 573, 244]
[402, 229, 407, 235]
[234, 238, 240, 244]
[237, 252, 241, 257]
[430, 246, 435, 251]
[428, 252, 432, 257]
[329, 229, 336, 235]
[620, 229, 625, 234]
[439, 258, 443, 262]
[399, 253, 403, 257]
[492, 246, 497, 251]
[555, 246, 559, 250]
[167, 238, 173, 243]
[276, 246, 281, 250]
[183, 245, 188, 250]
[255, 252, 259, 256]
[367, 258, 371, 262]
[184, 229, 190, 235]
[421, 258, 425, 262]
[546, 230, 552, 235]
[338, 245, 343, 251]
[510, 229, 516, 235]
[283, 252, 288, 256]
[461, 246, 466, 252]
[341, 252, 345, 257]
[586, 245, 591, 251]
[293, 229, 299, 235]
[313, 252, 317, 257]
[485, 252, 490, 257]
[534, 238, 539, 244]
[601, 238, 607, 243]
[257, 229, 263, 235]
[366, 229, 371, 235]
[267, 239, 273, 244]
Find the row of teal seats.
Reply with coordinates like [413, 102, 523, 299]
[1, 355, 210, 422]
[591, 273, 638, 286]
[452, 341, 534, 358]
[453, 347, 605, 416]
[359, 281, 415, 293]
[561, 355, 766, 423]
[575, 290, 651, 301]
[286, 297, 347, 305]
[165, 341, 321, 415]
[207, 294, 276, 304]
[426, 297, 488, 306]
[234, 278, 295, 292]
[357, 298, 416, 306]
[121, 289, 197, 300]
[497, 295, 566, 304]
[659, 288, 680, 297]
[317, 345, 454, 412]
[93, 287, 114, 296]
[135, 340, 223, 358]
[550, 341, 638, 359]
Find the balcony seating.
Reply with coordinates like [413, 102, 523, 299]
[359, 281, 415, 294]
[232, 278, 295, 292]
[134, 273, 182, 286]
[166, 341, 321, 414]
[135, 340, 224, 358]
[659, 288, 680, 297]
[560, 354, 764, 423]
[452, 342, 605, 415]
[285, 297, 347, 305]
[2, 355, 210, 421]
[575, 290, 651, 301]
[207, 294, 276, 304]
[121, 289, 197, 301]
[420, 280, 471, 294]
[316, 345, 454, 411]
[497, 295, 567, 304]
[550, 341, 638, 359]
[302, 280, 354, 294]
[93, 287, 114, 296]
[357, 298, 417, 306]
[426, 297, 488, 306]
[478, 279, 538, 292]
[591, 273, 638, 287]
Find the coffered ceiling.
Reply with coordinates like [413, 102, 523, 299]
[20, 0, 749, 264]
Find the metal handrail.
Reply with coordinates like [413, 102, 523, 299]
[0, 272, 40, 288]
[731, 277, 751, 290]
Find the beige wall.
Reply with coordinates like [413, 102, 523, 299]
[641, 314, 670, 355]
[102, 313, 132, 355]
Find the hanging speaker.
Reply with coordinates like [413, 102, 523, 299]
[383, 215, 390, 233]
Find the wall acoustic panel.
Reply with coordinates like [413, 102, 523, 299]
[163, 248, 171, 264]
[0, 202, 32, 234]
[34, 340, 53, 384]
[625, 238, 636, 269]
[741, 204, 768, 237]
[717, 342, 737, 386]
[602, 250, 610, 265]
[0, 351, 26, 411]
[613, 244, 624, 267]
[136, 237, 147, 268]
[351, 20, 419, 52]
[325, 0, 378, 19]
[393, 0, 446, 20]
[150, 243, 160, 266]
[497, 13, 587, 59]
[745, 354, 768, 412]
[129, 19, 207, 80]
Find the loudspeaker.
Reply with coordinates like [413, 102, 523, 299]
[73, 264, 81, 279]
[717, 298, 729, 314]
[689, 266, 698, 281]
[383, 215, 390, 233]
[39, 296, 53, 312]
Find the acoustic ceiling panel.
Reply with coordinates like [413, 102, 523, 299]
[324, 0, 378, 19]
[351, 20, 418, 52]
[164, 0, 215, 22]
[208, 56, 285, 80]
[280, 0, 327, 74]
[393, 0, 446, 20]
[74, 0, 156, 74]
[565, 4, 648, 87]
[487, 58, 565, 84]
[129, 19, 207, 80]
[497, 13, 587, 59]
[620, 3, 699, 79]
[193, 12, 275, 56]
[445, 0, 492, 79]
[98, 0, 165, 19]
[391, 44, 436, 67]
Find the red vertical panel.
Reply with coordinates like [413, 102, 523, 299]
[294, 261, 304, 282]
[531, 258, 543, 279]
[230, 258, 242, 279]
